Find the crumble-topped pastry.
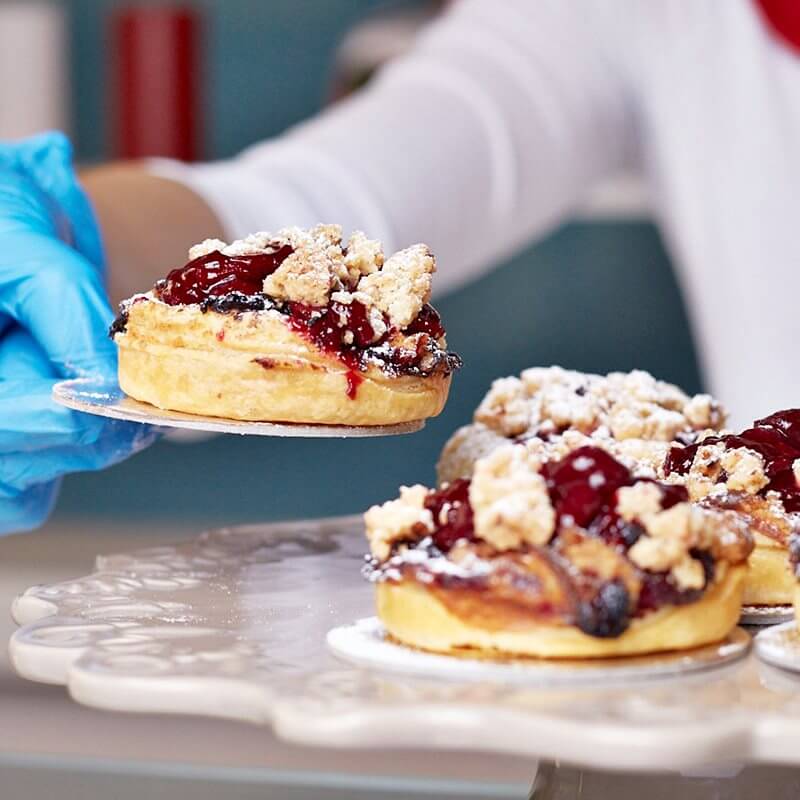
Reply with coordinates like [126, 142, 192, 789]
[438, 367, 725, 485]
[364, 443, 751, 658]
[110, 225, 461, 425]
[665, 409, 800, 606]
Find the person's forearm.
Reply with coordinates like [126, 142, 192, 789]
[80, 163, 225, 305]
[83, 0, 635, 306]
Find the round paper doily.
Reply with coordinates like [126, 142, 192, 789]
[327, 617, 752, 686]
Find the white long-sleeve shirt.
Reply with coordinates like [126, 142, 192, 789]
[152, 0, 800, 426]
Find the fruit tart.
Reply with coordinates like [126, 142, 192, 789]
[438, 366, 725, 485]
[364, 443, 752, 659]
[110, 225, 461, 426]
[664, 409, 800, 607]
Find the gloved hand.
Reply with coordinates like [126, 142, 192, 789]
[0, 132, 156, 534]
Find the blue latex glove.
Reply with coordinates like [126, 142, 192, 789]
[0, 132, 156, 534]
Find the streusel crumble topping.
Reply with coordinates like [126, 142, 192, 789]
[475, 367, 725, 440]
[438, 368, 726, 486]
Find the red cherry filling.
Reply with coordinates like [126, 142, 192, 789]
[541, 446, 632, 528]
[665, 408, 800, 512]
[424, 478, 475, 551]
[636, 549, 713, 616]
[286, 300, 383, 399]
[157, 246, 294, 305]
[405, 304, 445, 339]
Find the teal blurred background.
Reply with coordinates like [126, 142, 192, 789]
[54, 0, 701, 527]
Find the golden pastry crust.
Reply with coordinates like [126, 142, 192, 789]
[744, 538, 794, 605]
[376, 564, 746, 659]
[116, 298, 450, 425]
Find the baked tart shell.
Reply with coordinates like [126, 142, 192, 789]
[744, 536, 795, 606]
[117, 299, 450, 425]
[375, 563, 747, 659]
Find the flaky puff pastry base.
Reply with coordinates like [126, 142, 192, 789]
[115, 298, 451, 425]
[376, 564, 746, 659]
[742, 535, 795, 606]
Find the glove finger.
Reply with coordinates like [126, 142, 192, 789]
[0, 132, 103, 268]
[0, 324, 58, 380]
[0, 233, 116, 378]
[0, 421, 156, 494]
[0, 375, 108, 452]
[0, 327, 149, 454]
[0, 480, 60, 535]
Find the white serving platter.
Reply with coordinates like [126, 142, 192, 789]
[10, 515, 800, 773]
[52, 378, 424, 438]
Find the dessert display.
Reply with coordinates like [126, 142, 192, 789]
[438, 366, 724, 485]
[436, 366, 800, 610]
[665, 410, 800, 607]
[363, 442, 752, 658]
[110, 225, 461, 426]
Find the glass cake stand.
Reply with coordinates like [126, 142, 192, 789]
[9, 513, 800, 799]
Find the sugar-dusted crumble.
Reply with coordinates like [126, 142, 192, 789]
[468, 445, 555, 550]
[343, 230, 384, 283]
[615, 483, 663, 522]
[625, 501, 708, 590]
[364, 485, 434, 561]
[475, 367, 725, 442]
[674, 442, 769, 500]
[358, 244, 435, 328]
[263, 242, 334, 306]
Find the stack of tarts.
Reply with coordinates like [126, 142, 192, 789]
[110, 225, 460, 427]
[363, 366, 800, 660]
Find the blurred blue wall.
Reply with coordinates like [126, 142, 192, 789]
[53, 1, 701, 526]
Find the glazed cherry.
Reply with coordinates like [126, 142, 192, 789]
[405, 304, 445, 339]
[756, 409, 800, 448]
[424, 479, 475, 552]
[541, 446, 632, 527]
[157, 246, 294, 306]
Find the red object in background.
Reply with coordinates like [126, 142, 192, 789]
[754, 0, 800, 55]
[113, 6, 201, 160]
